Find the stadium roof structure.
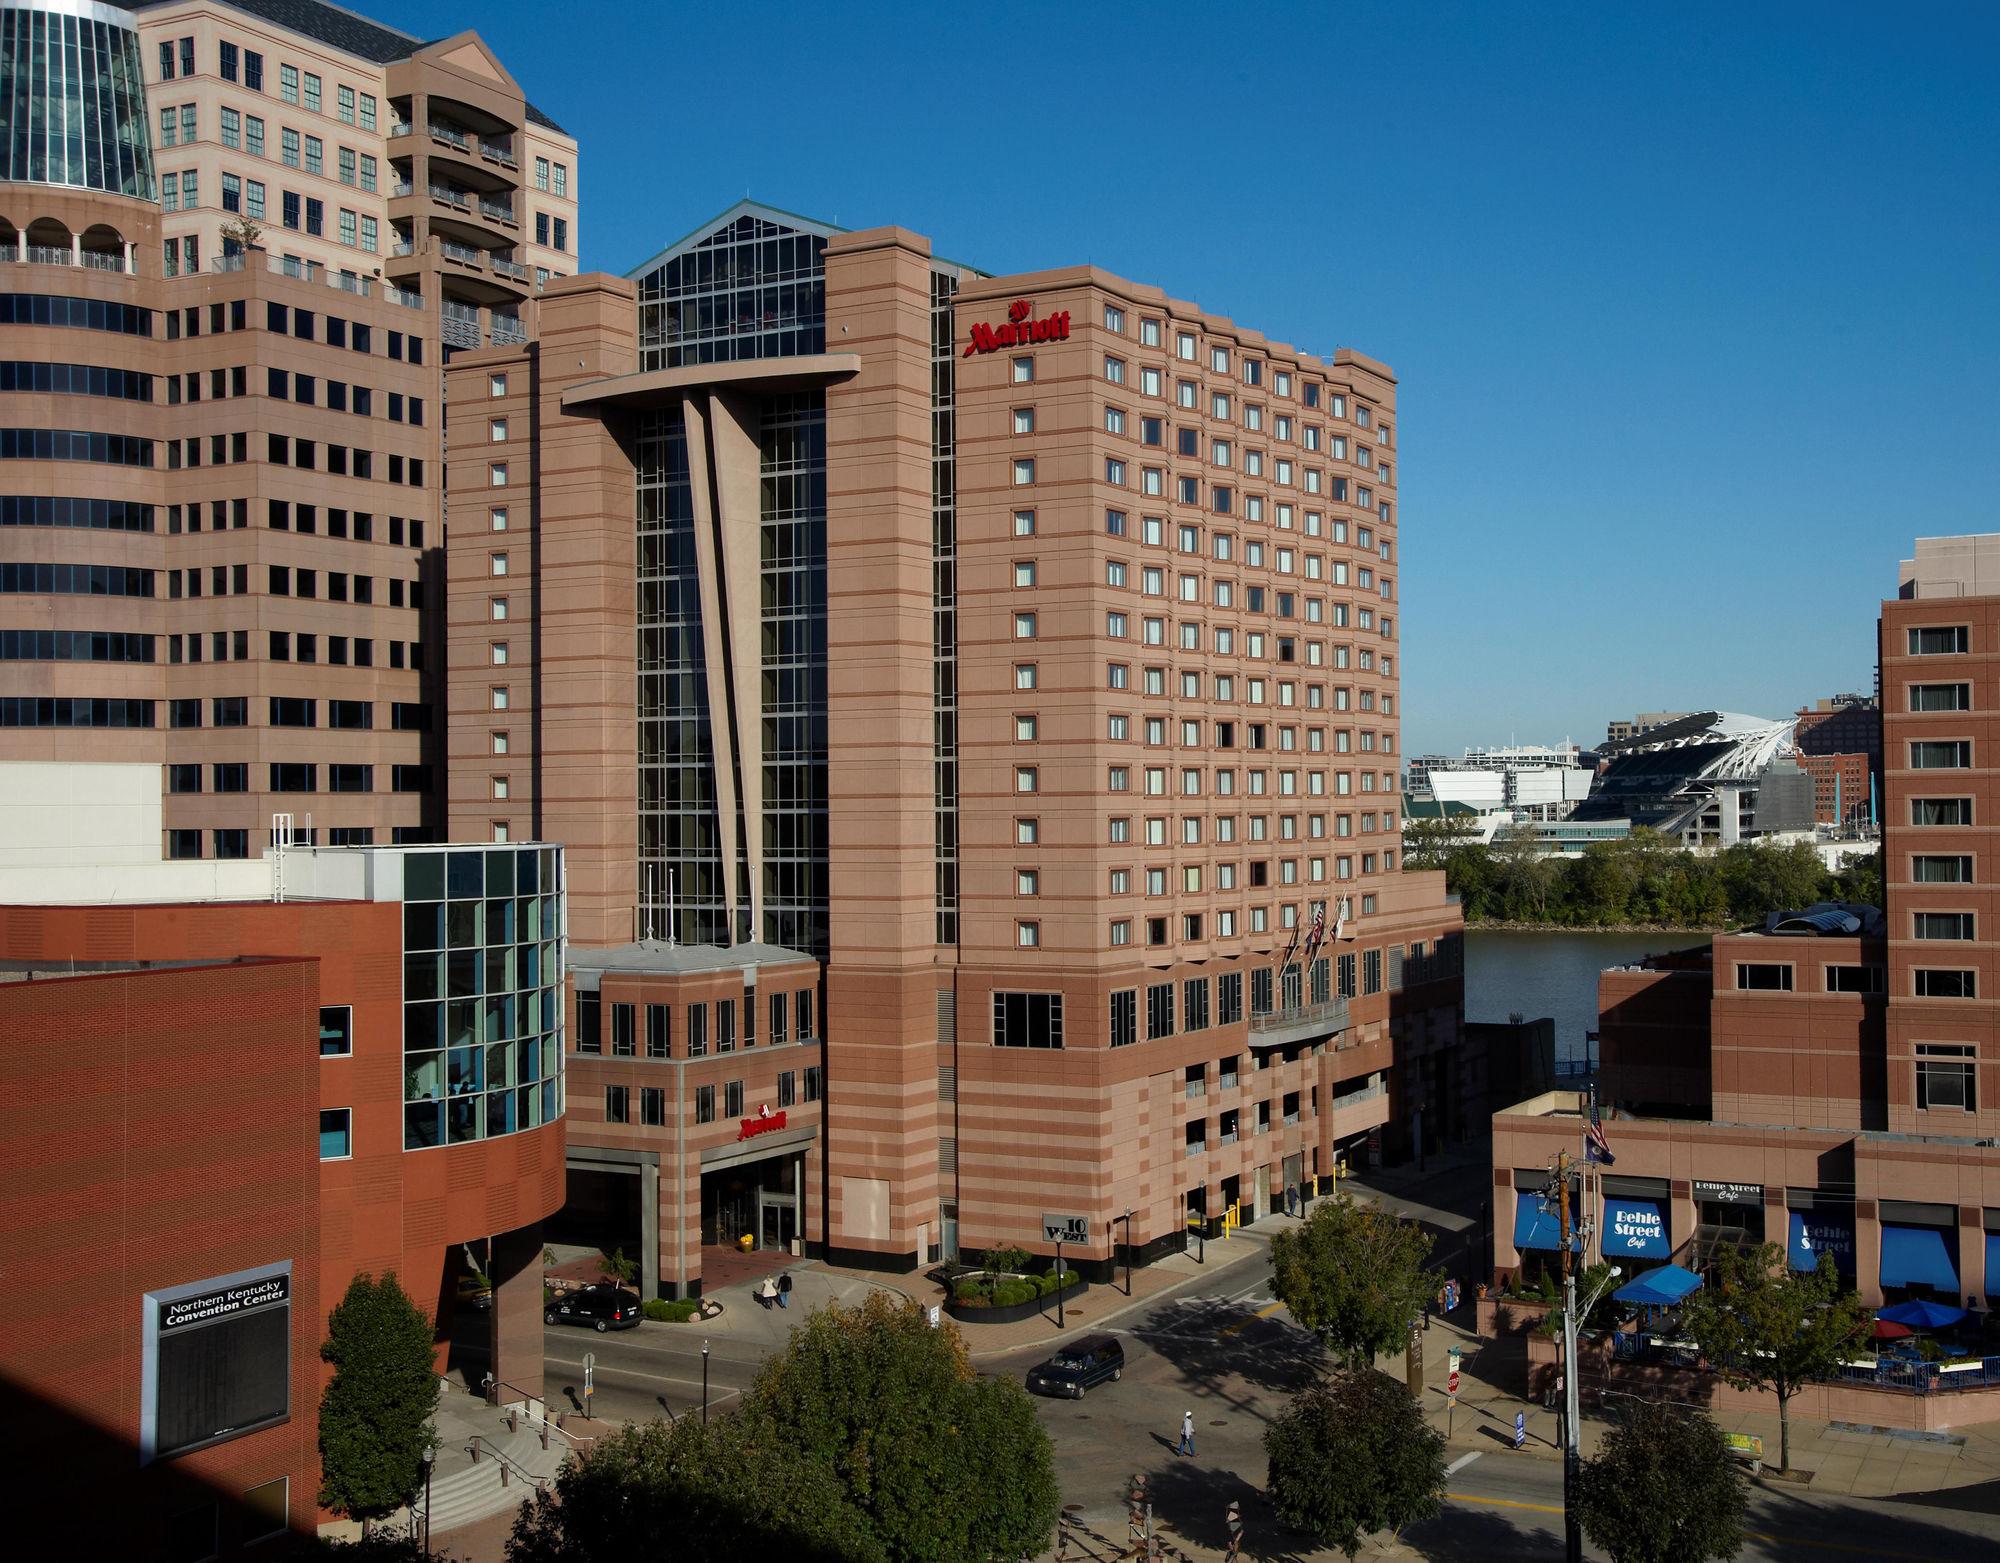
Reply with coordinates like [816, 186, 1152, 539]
[1572, 711, 1797, 832]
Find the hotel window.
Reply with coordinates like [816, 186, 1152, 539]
[337, 84, 354, 124]
[1141, 367, 1163, 396]
[1177, 379, 1198, 408]
[1210, 346, 1230, 373]
[1013, 458, 1035, 485]
[1914, 969, 1976, 998]
[490, 418, 508, 443]
[491, 462, 509, 486]
[360, 93, 376, 131]
[1014, 560, 1038, 588]
[641, 1087, 666, 1126]
[304, 73, 321, 113]
[695, 1085, 714, 1123]
[1736, 963, 1793, 991]
[1017, 869, 1039, 896]
[1176, 330, 1197, 360]
[1911, 797, 1971, 825]
[1015, 663, 1038, 690]
[1911, 854, 1972, 882]
[1104, 303, 1125, 332]
[1909, 625, 1969, 655]
[490, 642, 509, 665]
[1915, 912, 1975, 940]
[1107, 612, 1128, 637]
[1015, 715, 1037, 740]
[1017, 922, 1040, 948]
[492, 732, 509, 755]
[1911, 740, 1971, 768]
[1105, 356, 1126, 384]
[1916, 1043, 1976, 1111]
[491, 553, 509, 576]
[490, 687, 509, 710]
[1014, 509, 1037, 536]
[1909, 682, 1970, 711]
[1016, 767, 1038, 793]
[1107, 457, 1127, 484]
[1106, 406, 1126, 435]
[1017, 818, 1039, 844]
[320, 1108, 352, 1159]
[221, 107, 240, 147]
[1012, 357, 1034, 383]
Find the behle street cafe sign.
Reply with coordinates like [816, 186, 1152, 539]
[965, 298, 1071, 357]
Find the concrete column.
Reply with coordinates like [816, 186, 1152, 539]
[69, 233, 80, 266]
[1855, 1200, 1882, 1308]
[641, 1156, 660, 1299]
[488, 1222, 545, 1406]
[121, 239, 132, 273]
[1957, 1206, 1982, 1311]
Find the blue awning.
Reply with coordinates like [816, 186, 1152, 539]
[1788, 1209, 1855, 1275]
[1613, 1262, 1703, 1306]
[1988, 1233, 2000, 1306]
[1514, 1190, 1581, 1253]
[1603, 1197, 1670, 1259]
[1879, 1225, 1959, 1293]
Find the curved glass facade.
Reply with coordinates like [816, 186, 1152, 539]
[0, 1, 155, 199]
[401, 845, 566, 1151]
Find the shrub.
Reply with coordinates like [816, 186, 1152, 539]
[954, 1278, 984, 1303]
[642, 1298, 699, 1323]
[994, 1281, 1036, 1308]
[983, 1244, 1034, 1277]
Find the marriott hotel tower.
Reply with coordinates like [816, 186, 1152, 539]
[445, 202, 1467, 1297]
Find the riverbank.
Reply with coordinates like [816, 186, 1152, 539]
[1465, 919, 1732, 936]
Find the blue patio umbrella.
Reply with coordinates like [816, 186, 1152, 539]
[1876, 1298, 1968, 1330]
[1612, 1263, 1704, 1308]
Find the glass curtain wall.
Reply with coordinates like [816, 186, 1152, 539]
[0, 3, 156, 197]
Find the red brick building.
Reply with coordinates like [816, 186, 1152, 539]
[0, 777, 564, 1558]
[1491, 537, 2000, 1313]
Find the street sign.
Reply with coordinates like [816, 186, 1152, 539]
[1042, 1212, 1089, 1245]
[1443, 1280, 1460, 1313]
[927, 1304, 941, 1329]
[1447, 1369, 1460, 1397]
[1513, 1411, 1527, 1450]
[1724, 1432, 1764, 1460]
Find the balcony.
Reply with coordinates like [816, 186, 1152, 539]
[491, 313, 526, 346]
[1248, 995, 1350, 1049]
[24, 244, 72, 265]
[440, 239, 485, 268]
[428, 120, 471, 151]
[481, 135, 518, 170]
[478, 196, 516, 227]
[441, 301, 481, 349]
[490, 256, 528, 281]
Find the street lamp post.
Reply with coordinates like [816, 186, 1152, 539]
[701, 1338, 710, 1426]
[418, 1447, 434, 1556]
[1562, 1261, 1620, 1563]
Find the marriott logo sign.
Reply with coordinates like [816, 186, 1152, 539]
[965, 298, 1071, 357]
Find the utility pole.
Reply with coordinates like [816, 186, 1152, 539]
[1551, 1146, 1589, 1563]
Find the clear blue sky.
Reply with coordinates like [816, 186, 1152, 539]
[419, 0, 1998, 755]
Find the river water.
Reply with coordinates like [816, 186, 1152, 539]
[1464, 928, 1714, 1070]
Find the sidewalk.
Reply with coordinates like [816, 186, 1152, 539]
[1397, 1310, 2000, 1500]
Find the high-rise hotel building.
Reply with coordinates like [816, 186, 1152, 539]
[0, 0, 579, 852]
[448, 204, 1468, 1296]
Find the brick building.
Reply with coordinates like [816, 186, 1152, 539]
[0, 762, 565, 1558]
[1491, 536, 2000, 1313]
[444, 202, 1467, 1298]
[1795, 692, 1880, 826]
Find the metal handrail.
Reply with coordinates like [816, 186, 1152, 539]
[25, 244, 71, 265]
[428, 121, 470, 149]
[465, 1434, 550, 1491]
[1249, 996, 1351, 1035]
[80, 250, 125, 272]
[430, 181, 471, 208]
[491, 256, 528, 280]
[440, 239, 483, 265]
[479, 198, 515, 224]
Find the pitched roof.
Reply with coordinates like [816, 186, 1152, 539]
[137, 0, 569, 133]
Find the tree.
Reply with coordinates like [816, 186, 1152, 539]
[1402, 813, 1481, 872]
[1264, 1370, 1446, 1558]
[734, 1293, 1059, 1561]
[508, 1294, 1058, 1563]
[508, 1415, 877, 1563]
[319, 1273, 441, 1528]
[1490, 823, 1556, 922]
[1573, 1399, 1746, 1563]
[1269, 1196, 1442, 1369]
[598, 1246, 637, 1286]
[1677, 1244, 1870, 1472]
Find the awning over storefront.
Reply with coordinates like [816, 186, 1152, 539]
[1513, 1190, 1581, 1253]
[1788, 1208, 1855, 1275]
[1879, 1225, 1958, 1293]
[1603, 1197, 1670, 1259]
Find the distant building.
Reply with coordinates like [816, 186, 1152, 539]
[1574, 712, 1812, 847]
[1406, 742, 1594, 822]
[1605, 711, 1693, 747]
[1794, 694, 1881, 827]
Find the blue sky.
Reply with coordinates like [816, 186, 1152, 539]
[423, 0, 1998, 755]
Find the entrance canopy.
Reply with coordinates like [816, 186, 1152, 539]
[1879, 1225, 1958, 1293]
[1613, 1263, 1703, 1307]
[1603, 1197, 1671, 1259]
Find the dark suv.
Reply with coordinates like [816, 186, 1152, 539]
[1025, 1334, 1125, 1399]
[545, 1286, 642, 1332]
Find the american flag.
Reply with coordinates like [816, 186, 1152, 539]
[1585, 1083, 1616, 1165]
[1302, 900, 1328, 966]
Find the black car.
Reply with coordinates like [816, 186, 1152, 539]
[545, 1286, 642, 1332]
[1025, 1334, 1125, 1399]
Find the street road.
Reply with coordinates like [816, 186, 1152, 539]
[448, 1247, 2000, 1558]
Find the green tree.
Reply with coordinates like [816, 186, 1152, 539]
[1269, 1196, 1442, 1369]
[508, 1415, 877, 1563]
[1402, 812, 1481, 872]
[319, 1273, 440, 1528]
[1490, 823, 1556, 922]
[598, 1246, 637, 1286]
[1717, 840, 1832, 924]
[1264, 1370, 1446, 1558]
[1573, 1400, 1746, 1563]
[735, 1293, 1059, 1561]
[1677, 1245, 1870, 1472]
[1831, 846, 1883, 909]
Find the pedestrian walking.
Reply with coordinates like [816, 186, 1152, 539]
[776, 1271, 792, 1309]
[1177, 1408, 1196, 1457]
[758, 1275, 778, 1310]
[1224, 1499, 1243, 1561]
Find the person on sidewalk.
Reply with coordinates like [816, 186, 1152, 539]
[1177, 1408, 1196, 1456]
[758, 1276, 778, 1310]
[1224, 1499, 1243, 1560]
[776, 1271, 792, 1309]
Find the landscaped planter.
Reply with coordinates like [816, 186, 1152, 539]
[946, 1277, 1091, 1325]
[1477, 1295, 1556, 1337]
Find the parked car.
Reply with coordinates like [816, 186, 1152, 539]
[545, 1285, 642, 1332]
[455, 1274, 493, 1313]
[1026, 1334, 1125, 1399]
